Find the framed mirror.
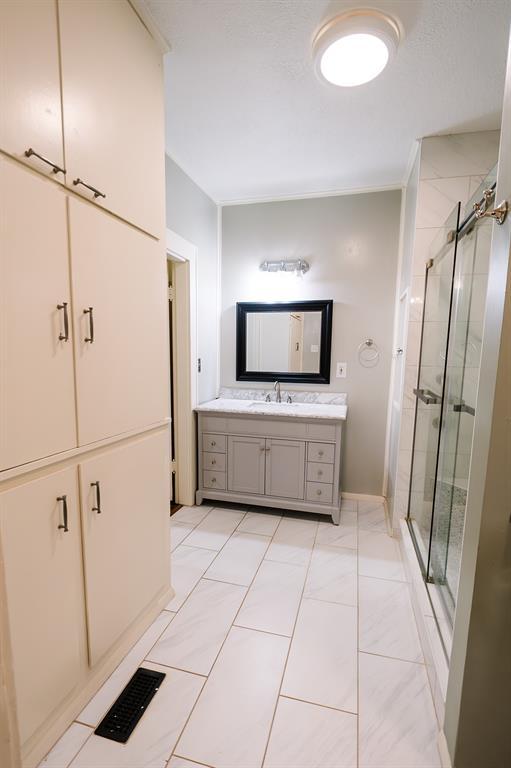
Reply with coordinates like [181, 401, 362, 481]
[236, 300, 333, 384]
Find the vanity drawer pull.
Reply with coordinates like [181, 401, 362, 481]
[203, 470, 226, 490]
[308, 443, 335, 464]
[203, 452, 226, 471]
[203, 434, 226, 453]
[306, 462, 334, 483]
[306, 481, 333, 504]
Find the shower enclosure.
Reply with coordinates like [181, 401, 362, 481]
[406, 169, 497, 654]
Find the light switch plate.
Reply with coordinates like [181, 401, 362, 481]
[336, 362, 347, 378]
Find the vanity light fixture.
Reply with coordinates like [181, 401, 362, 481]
[259, 259, 310, 276]
[313, 9, 400, 87]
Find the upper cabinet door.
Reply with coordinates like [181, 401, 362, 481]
[0, 0, 65, 179]
[69, 197, 169, 446]
[58, 0, 165, 238]
[0, 158, 77, 470]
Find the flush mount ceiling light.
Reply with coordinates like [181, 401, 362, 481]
[313, 9, 400, 87]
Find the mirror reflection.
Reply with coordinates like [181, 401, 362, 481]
[246, 311, 322, 373]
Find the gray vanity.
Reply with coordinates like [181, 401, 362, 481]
[195, 396, 347, 524]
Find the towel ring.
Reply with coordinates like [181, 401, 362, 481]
[358, 338, 380, 367]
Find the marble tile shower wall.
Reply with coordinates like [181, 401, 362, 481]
[393, 131, 500, 528]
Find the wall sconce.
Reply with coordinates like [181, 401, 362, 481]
[259, 259, 310, 276]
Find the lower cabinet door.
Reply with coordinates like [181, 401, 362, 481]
[0, 467, 84, 745]
[227, 435, 265, 495]
[79, 430, 170, 665]
[265, 439, 306, 499]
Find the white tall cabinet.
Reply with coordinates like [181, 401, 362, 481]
[0, 3, 171, 767]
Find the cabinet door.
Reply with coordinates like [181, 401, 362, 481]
[0, 158, 76, 469]
[69, 197, 169, 445]
[0, 467, 84, 745]
[265, 439, 305, 500]
[227, 436, 266, 495]
[0, 0, 65, 179]
[79, 431, 170, 665]
[58, 0, 165, 237]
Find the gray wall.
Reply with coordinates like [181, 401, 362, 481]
[221, 190, 402, 494]
[165, 156, 219, 402]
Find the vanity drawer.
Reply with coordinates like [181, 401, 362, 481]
[203, 452, 226, 471]
[203, 434, 226, 453]
[307, 442, 335, 464]
[203, 470, 226, 490]
[306, 481, 333, 504]
[306, 462, 334, 484]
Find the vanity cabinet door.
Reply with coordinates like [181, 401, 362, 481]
[265, 439, 306, 500]
[227, 436, 266, 495]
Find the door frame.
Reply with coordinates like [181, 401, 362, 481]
[166, 229, 198, 506]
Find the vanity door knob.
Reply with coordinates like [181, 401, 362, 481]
[318, 470, 323, 477]
[212, 459, 216, 465]
[211, 441, 216, 447]
[318, 450, 324, 457]
[211, 477, 217, 483]
[316, 489, 322, 496]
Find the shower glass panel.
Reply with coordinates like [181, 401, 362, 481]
[407, 168, 497, 657]
[407, 204, 461, 570]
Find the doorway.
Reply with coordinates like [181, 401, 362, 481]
[166, 229, 199, 507]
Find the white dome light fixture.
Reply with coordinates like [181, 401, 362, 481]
[313, 9, 400, 87]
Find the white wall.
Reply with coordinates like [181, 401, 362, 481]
[165, 156, 219, 402]
[221, 190, 402, 495]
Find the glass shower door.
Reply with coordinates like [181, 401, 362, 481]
[407, 204, 461, 571]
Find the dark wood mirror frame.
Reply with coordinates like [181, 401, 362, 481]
[236, 300, 333, 384]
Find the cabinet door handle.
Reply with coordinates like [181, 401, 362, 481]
[265, 447, 271, 452]
[57, 301, 69, 341]
[24, 147, 65, 176]
[318, 470, 323, 476]
[73, 178, 106, 199]
[318, 450, 324, 457]
[316, 489, 322, 496]
[84, 307, 94, 343]
[57, 495, 69, 532]
[211, 477, 217, 483]
[211, 440, 216, 447]
[91, 481, 101, 513]
[211, 458, 217, 465]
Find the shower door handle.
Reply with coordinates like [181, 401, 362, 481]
[413, 388, 441, 405]
[453, 402, 475, 416]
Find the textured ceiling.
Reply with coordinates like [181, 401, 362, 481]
[146, 0, 511, 203]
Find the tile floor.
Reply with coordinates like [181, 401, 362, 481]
[39, 500, 441, 768]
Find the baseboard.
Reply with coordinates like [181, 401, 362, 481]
[341, 492, 385, 502]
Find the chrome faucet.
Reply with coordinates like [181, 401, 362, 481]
[273, 380, 281, 403]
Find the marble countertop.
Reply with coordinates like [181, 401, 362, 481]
[195, 398, 347, 421]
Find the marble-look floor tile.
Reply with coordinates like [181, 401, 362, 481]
[282, 599, 357, 713]
[170, 523, 193, 551]
[359, 576, 423, 662]
[358, 529, 406, 582]
[38, 723, 92, 768]
[171, 505, 212, 526]
[204, 531, 270, 586]
[304, 545, 357, 606]
[358, 500, 388, 533]
[359, 652, 441, 768]
[265, 517, 317, 566]
[238, 509, 282, 536]
[315, 515, 357, 549]
[176, 626, 289, 768]
[167, 759, 204, 768]
[264, 696, 357, 768]
[235, 560, 307, 637]
[184, 508, 245, 550]
[147, 579, 246, 675]
[71, 663, 204, 768]
[79, 611, 175, 726]
[167, 546, 218, 611]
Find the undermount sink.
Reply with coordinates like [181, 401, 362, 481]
[249, 401, 299, 408]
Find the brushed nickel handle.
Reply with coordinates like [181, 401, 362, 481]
[318, 470, 323, 476]
[316, 489, 322, 496]
[211, 440, 216, 447]
[57, 495, 69, 532]
[73, 178, 106, 200]
[91, 481, 101, 514]
[211, 459, 217, 465]
[84, 307, 94, 343]
[57, 301, 69, 341]
[265, 447, 271, 452]
[318, 450, 324, 457]
[25, 147, 65, 175]
[211, 477, 217, 483]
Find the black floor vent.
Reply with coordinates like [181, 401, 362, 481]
[94, 667, 166, 743]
